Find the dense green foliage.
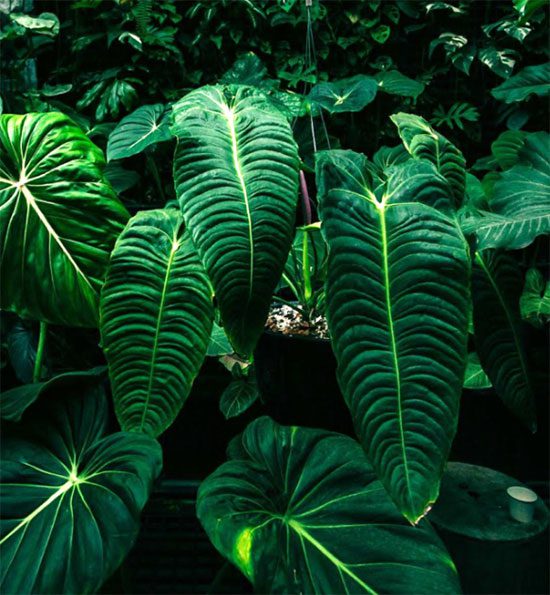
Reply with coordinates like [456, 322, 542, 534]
[0, 1, 548, 593]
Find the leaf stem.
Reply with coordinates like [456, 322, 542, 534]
[33, 321, 47, 383]
[146, 152, 166, 203]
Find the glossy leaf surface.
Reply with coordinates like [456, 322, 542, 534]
[472, 250, 536, 430]
[107, 104, 172, 161]
[100, 209, 214, 437]
[0, 382, 162, 594]
[308, 75, 378, 113]
[172, 85, 299, 356]
[317, 150, 469, 522]
[0, 112, 129, 327]
[197, 417, 461, 594]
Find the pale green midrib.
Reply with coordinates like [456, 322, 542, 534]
[20, 184, 96, 294]
[288, 519, 378, 595]
[139, 239, 178, 432]
[378, 205, 414, 514]
[223, 103, 254, 305]
[475, 252, 533, 400]
[0, 480, 73, 545]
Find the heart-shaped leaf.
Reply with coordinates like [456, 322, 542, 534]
[0, 381, 162, 593]
[307, 75, 378, 113]
[0, 113, 129, 327]
[100, 209, 214, 437]
[107, 104, 172, 161]
[197, 417, 461, 594]
[317, 150, 469, 522]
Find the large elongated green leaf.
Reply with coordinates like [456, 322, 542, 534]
[460, 132, 550, 250]
[106, 104, 172, 161]
[472, 250, 536, 430]
[100, 209, 214, 437]
[491, 62, 550, 103]
[391, 112, 466, 206]
[172, 85, 299, 356]
[0, 112, 129, 327]
[197, 417, 461, 594]
[317, 150, 470, 523]
[0, 381, 162, 594]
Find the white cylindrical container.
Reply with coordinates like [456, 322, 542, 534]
[507, 486, 538, 523]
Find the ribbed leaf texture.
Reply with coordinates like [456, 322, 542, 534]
[100, 209, 214, 437]
[391, 112, 466, 206]
[317, 150, 470, 523]
[472, 250, 536, 431]
[172, 85, 299, 357]
[0, 112, 129, 326]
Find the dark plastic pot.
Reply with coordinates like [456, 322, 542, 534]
[157, 358, 264, 479]
[254, 330, 354, 435]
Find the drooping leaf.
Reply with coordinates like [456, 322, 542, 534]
[307, 75, 378, 114]
[429, 33, 475, 75]
[197, 417, 461, 594]
[219, 372, 259, 419]
[317, 150, 470, 522]
[491, 130, 527, 169]
[0, 366, 106, 422]
[391, 112, 466, 206]
[4, 319, 36, 384]
[491, 62, 550, 103]
[375, 70, 425, 99]
[100, 209, 214, 437]
[207, 321, 233, 356]
[461, 132, 550, 250]
[463, 352, 492, 389]
[0, 382, 162, 594]
[172, 85, 299, 357]
[104, 162, 140, 193]
[472, 250, 536, 430]
[0, 112, 129, 327]
[520, 267, 550, 328]
[107, 104, 172, 161]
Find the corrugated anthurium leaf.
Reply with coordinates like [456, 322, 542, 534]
[0, 380, 162, 593]
[317, 150, 470, 523]
[197, 417, 461, 594]
[100, 209, 214, 437]
[472, 250, 537, 430]
[172, 85, 299, 357]
[0, 112, 129, 327]
[391, 112, 466, 206]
